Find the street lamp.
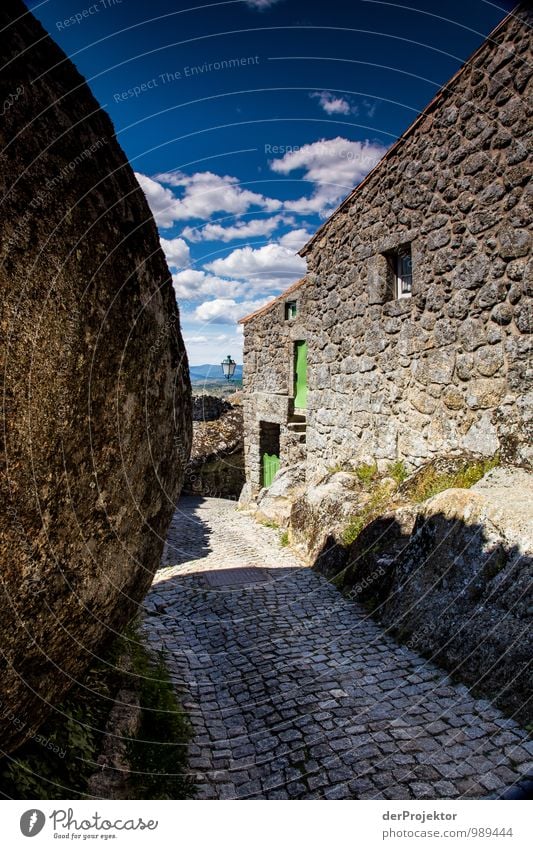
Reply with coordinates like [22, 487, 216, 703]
[221, 354, 236, 381]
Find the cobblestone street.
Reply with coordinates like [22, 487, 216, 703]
[142, 496, 532, 800]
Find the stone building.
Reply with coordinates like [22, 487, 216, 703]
[240, 6, 532, 498]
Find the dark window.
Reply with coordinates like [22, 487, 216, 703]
[285, 300, 298, 320]
[384, 244, 413, 300]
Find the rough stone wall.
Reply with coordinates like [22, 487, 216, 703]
[381, 468, 533, 725]
[242, 7, 532, 490]
[192, 395, 230, 422]
[184, 404, 245, 498]
[0, 1, 191, 753]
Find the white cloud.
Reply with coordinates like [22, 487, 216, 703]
[311, 91, 352, 115]
[172, 269, 243, 300]
[194, 297, 272, 325]
[159, 236, 190, 268]
[278, 228, 314, 251]
[135, 172, 180, 228]
[173, 236, 307, 299]
[205, 243, 306, 287]
[136, 169, 281, 228]
[183, 334, 209, 344]
[182, 215, 284, 243]
[147, 170, 281, 224]
[270, 136, 387, 217]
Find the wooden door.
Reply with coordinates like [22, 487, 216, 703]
[262, 451, 280, 488]
[294, 341, 308, 409]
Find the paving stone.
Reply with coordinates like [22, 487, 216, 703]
[479, 773, 506, 792]
[409, 781, 435, 798]
[308, 773, 329, 791]
[218, 783, 237, 799]
[279, 729, 303, 743]
[262, 771, 286, 792]
[265, 789, 290, 799]
[143, 496, 531, 800]
[323, 783, 350, 799]
[285, 781, 308, 796]
[383, 785, 413, 799]
[434, 780, 459, 797]
[329, 765, 357, 783]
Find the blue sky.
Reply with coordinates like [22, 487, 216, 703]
[29, 0, 514, 364]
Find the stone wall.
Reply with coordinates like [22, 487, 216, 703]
[381, 467, 533, 725]
[242, 7, 532, 491]
[0, 1, 191, 754]
[192, 395, 231, 422]
[184, 405, 245, 498]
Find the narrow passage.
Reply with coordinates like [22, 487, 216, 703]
[143, 496, 532, 800]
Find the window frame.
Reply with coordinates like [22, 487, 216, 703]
[284, 300, 298, 320]
[383, 243, 413, 301]
[394, 244, 413, 299]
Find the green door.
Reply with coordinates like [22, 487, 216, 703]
[294, 341, 308, 409]
[262, 451, 280, 488]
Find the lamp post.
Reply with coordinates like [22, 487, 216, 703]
[221, 354, 236, 381]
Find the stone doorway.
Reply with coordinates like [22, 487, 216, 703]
[260, 421, 280, 488]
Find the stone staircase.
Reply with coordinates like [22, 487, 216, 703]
[287, 411, 307, 445]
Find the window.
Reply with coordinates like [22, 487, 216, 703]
[383, 244, 413, 300]
[392, 244, 413, 299]
[285, 300, 298, 320]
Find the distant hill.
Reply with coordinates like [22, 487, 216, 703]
[189, 363, 243, 382]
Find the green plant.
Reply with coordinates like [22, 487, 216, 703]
[127, 644, 194, 800]
[408, 455, 499, 503]
[342, 516, 366, 546]
[354, 461, 378, 486]
[327, 462, 344, 474]
[457, 456, 500, 487]
[341, 483, 392, 546]
[387, 459, 408, 485]
[259, 518, 279, 529]
[279, 530, 289, 547]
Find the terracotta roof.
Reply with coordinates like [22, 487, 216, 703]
[297, 6, 518, 258]
[238, 277, 307, 324]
